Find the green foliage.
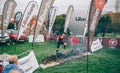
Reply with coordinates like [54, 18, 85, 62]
[96, 15, 112, 37]
[53, 14, 66, 34]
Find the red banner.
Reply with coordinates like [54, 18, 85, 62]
[102, 38, 120, 48]
[88, 0, 107, 51]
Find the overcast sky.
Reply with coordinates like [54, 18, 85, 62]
[0, 0, 117, 35]
[0, 0, 116, 15]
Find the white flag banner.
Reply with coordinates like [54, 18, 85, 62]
[17, 1, 38, 40]
[2, 0, 17, 36]
[48, 6, 57, 36]
[64, 5, 74, 33]
[83, 2, 91, 37]
[18, 50, 39, 73]
[34, 0, 55, 41]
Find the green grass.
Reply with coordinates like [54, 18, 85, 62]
[0, 41, 120, 73]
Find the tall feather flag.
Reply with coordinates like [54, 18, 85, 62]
[34, 0, 55, 41]
[17, 1, 38, 40]
[64, 5, 74, 33]
[88, 0, 107, 51]
[48, 6, 57, 36]
[14, 11, 22, 30]
[2, 0, 17, 37]
[83, 2, 91, 37]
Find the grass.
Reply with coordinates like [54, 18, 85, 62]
[0, 41, 120, 73]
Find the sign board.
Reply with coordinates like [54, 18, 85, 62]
[18, 50, 39, 73]
[91, 39, 103, 52]
[29, 35, 45, 42]
[102, 38, 120, 48]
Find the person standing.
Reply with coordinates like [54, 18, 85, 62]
[57, 33, 66, 49]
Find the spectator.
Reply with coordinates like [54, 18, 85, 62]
[7, 18, 14, 29]
[2, 55, 24, 73]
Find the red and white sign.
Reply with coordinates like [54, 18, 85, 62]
[95, 0, 106, 11]
[102, 38, 120, 48]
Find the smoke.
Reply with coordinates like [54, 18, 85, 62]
[41, 37, 87, 65]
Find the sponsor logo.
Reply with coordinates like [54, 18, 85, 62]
[108, 39, 118, 47]
[95, 0, 106, 11]
[75, 17, 86, 21]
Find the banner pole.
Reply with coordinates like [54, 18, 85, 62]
[14, 12, 22, 54]
[87, 0, 94, 73]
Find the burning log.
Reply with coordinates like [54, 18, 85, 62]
[40, 48, 90, 69]
[42, 55, 57, 65]
[40, 51, 91, 68]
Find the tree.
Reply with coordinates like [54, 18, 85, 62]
[53, 14, 66, 34]
[96, 14, 112, 37]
